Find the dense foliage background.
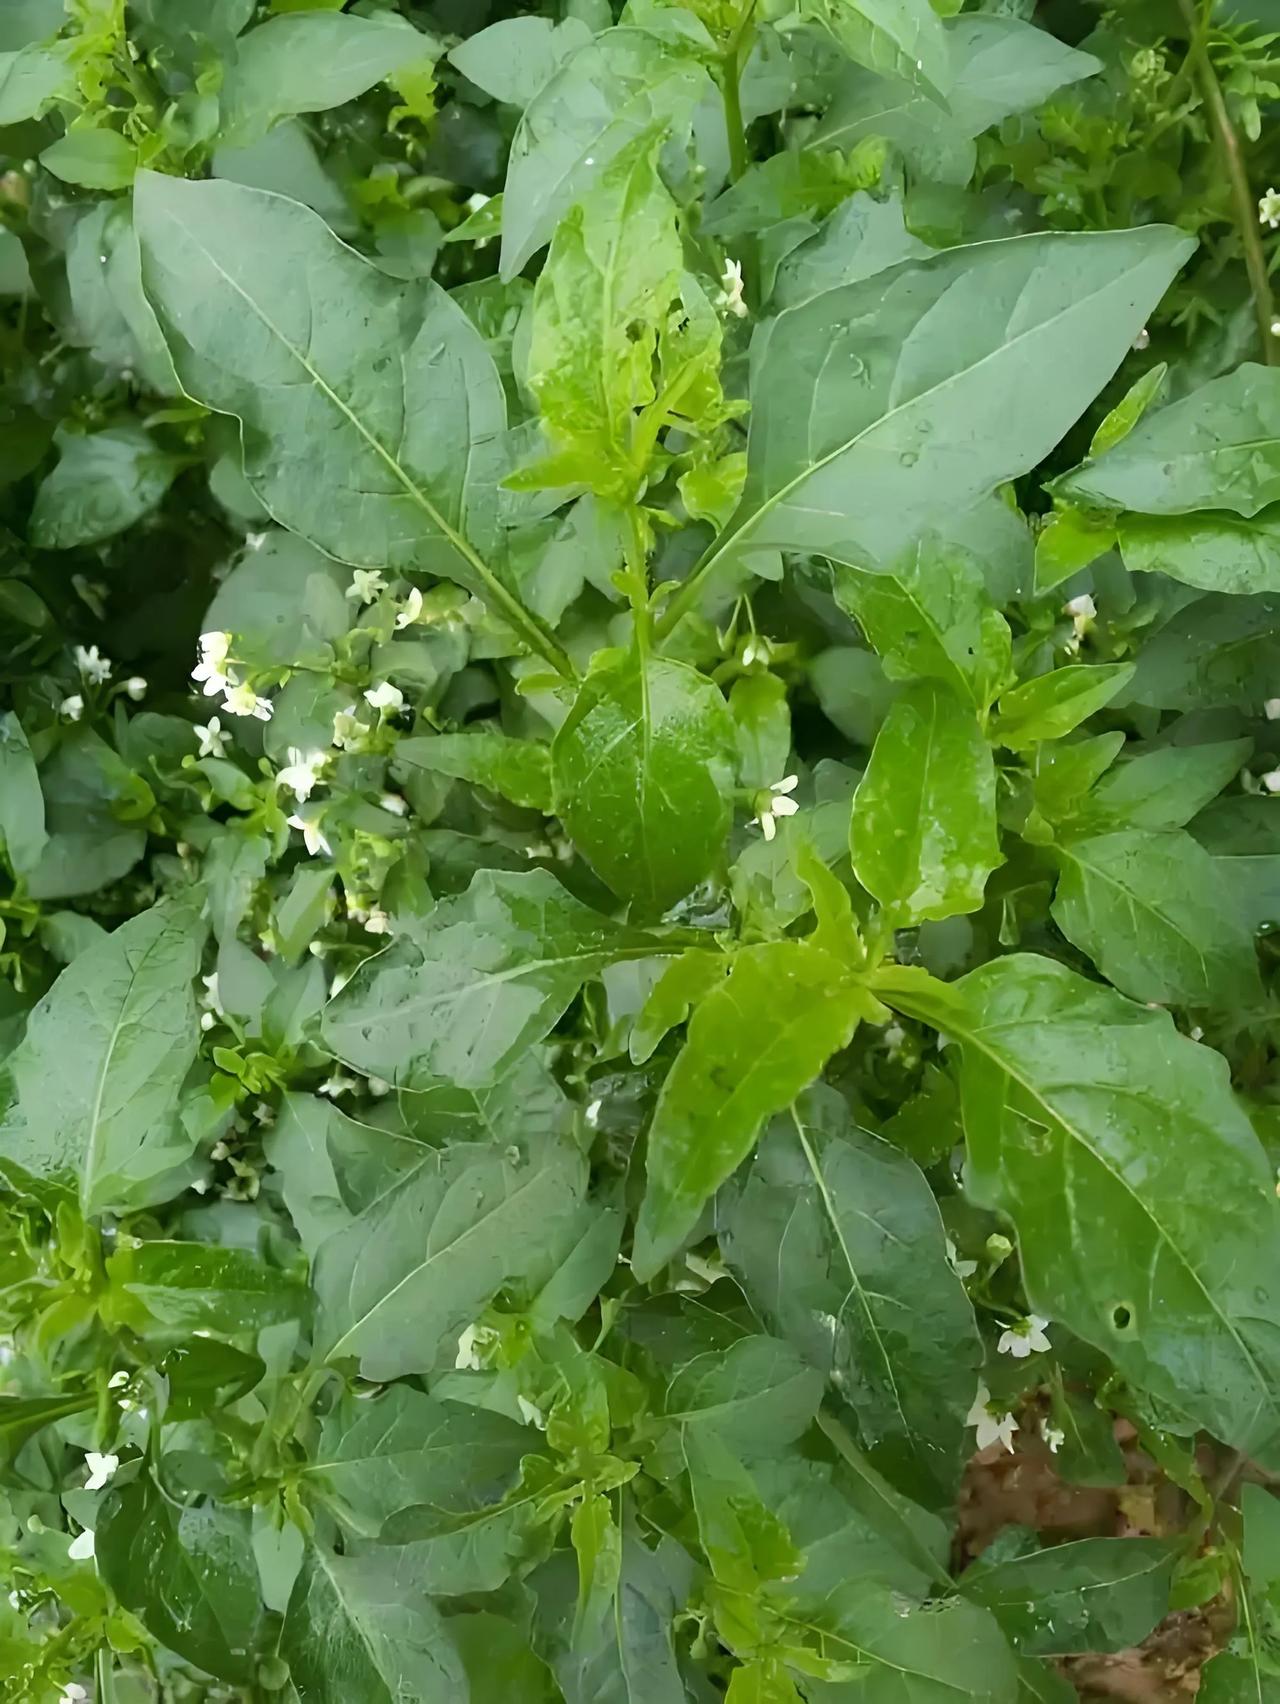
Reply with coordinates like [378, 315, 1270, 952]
[5, 0, 1280, 1698]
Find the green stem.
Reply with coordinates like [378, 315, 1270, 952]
[720, 50, 749, 184]
[1179, 0, 1277, 363]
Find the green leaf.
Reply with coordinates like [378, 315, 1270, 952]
[1055, 361, 1280, 518]
[992, 663, 1135, 750]
[29, 425, 182, 550]
[280, 1541, 467, 1704]
[220, 11, 436, 147]
[0, 43, 74, 124]
[960, 1537, 1177, 1656]
[40, 126, 139, 190]
[0, 1391, 95, 1465]
[730, 674, 792, 793]
[1127, 593, 1280, 711]
[850, 682, 1001, 924]
[1052, 829, 1262, 1008]
[133, 173, 569, 678]
[720, 1087, 982, 1501]
[801, 0, 951, 98]
[314, 1136, 587, 1380]
[0, 896, 207, 1215]
[572, 1492, 622, 1646]
[665, 1335, 824, 1453]
[104, 1239, 307, 1336]
[832, 536, 1012, 711]
[632, 940, 863, 1280]
[322, 869, 669, 1087]
[499, 26, 707, 280]
[552, 654, 737, 913]
[305, 1385, 529, 1538]
[203, 529, 351, 671]
[449, 16, 592, 108]
[878, 955, 1280, 1469]
[629, 950, 728, 1063]
[97, 1475, 263, 1684]
[662, 226, 1190, 626]
[1120, 509, 1280, 594]
[1069, 740, 1249, 835]
[395, 731, 552, 812]
[770, 191, 928, 310]
[0, 712, 46, 876]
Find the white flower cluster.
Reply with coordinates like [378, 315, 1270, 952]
[191, 630, 272, 722]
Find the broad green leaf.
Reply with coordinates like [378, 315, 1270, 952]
[220, 12, 436, 147]
[730, 673, 792, 792]
[395, 731, 552, 812]
[1192, 797, 1280, 931]
[552, 654, 737, 913]
[280, 1542, 467, 1704]
[1120, 509, 1280, 594]
[0, 1391, 95, 1465]
[800, 0, 951, 98]
[133, 173, 569, 676]
[960, 1537, 1177, 1656]
[305, 1386, 529, 1538]
[1033, 506, 1116, 594]
[321, 869, 669, 1087]
[97, 1476, 263, 1685]
[523, 137, 680, 497]
[877, 955, 1280, 1468]
[0, 43, 74, 124]
[662, 226, 1190, 626]
[832, 537, 1012, 711]
[0, 0, 63, 51]
[265, 1094, 430, 1256]
[992, 663, 1134, 750]
[1055, 362, 1280, 518]
[1027, 732, 1126, 832]
[719, 1087, 981, 1501]
[632, 940, 863, 1280]
[63, 200, 178, 394]
[630, 950, 728, 1063]
[104, 1240, 307, 1336]
[850, 682, 1001, 924]
[665, 1335, 824, 1453]
[314, 1135, 587, 1380]
[203, 529, 351, 671]
[1053, 829, 1262, 1008]
[449, 16, 592, 107]
[1127, 593, 1280, 711]
[0, 712, 46, 876]
[500, 26, 708, 280]
[771, 191, 928, 310]
[40, 126, 138, 190]
[0, 896, 207, 1215]
[1070, 740, 1249, 835]
[29, 425, 181, 550]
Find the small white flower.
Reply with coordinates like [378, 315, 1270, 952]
[192, 631, 233, 697]
[200, 972, 222, 1013]
[465, 192, 491, 214]
[751, 774, 800, 842]
[73, 643, 111, 684]
[200, 1011, 216, 1032]
[1265, 699, 1280, 721]
[59, 1684, 89, 1704]
[945, 1237, 978, 1280]
[395, 587, 424, 630]
[67, 1529, 95, 1561]
[276, 747, 327, 803]
[517, 1395, 547, 1430]
[222, 681, 273, 721]
[59, 694, 84, 722]
[585, 1098, 602, 1127]
[379, 792, 407, 817]
[1260, 187, 1280, 228]
[368, 1075, 391, 1096]
[123, 675, 147, 701]
[455, 1321, 499, 1371]
[1131, 327, 1150, 352]
[253, 1101, 275, 1126]
[365, 681, 404, 713]
[716, 256, 748, 319]
[83, 1451, 118, 1491]
[997, 1314, 1051, 1359]
[1263, 770, 1280, 793]
[195, 716, 228, 759]
[287, 812, 331, 858]
[1064, 593, 1096, 641]
[364, 907, 391, 935]
[966, 1385, 1018, 1453]
[318, 1072, 356, 1098]
[346, 568, 387, 605]
[1041, 1421, 1065, 1454]
[106, 1370, 129, 1389]
[332, 707, 367, 751]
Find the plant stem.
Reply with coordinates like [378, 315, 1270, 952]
[720, 50, 749, 184]
[1179, 0, 1277, 363]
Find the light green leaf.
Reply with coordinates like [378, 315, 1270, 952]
[770, 190, 928, 310]
[662, 226, 1190, 626]
[280, 1542, 467, 1704]
[832, 536, 1012, 711]
[960, 1537, 1177, 1657]
[1120, 508, 1280, 594]
[203, 529, 351, 671]
[314, 1136, 587, 1380]
[992, 663, 1135, 750]
[730, 673, 792, 792]
[104, 1240, 307, 1335]
[1052, 829, 1262, 1007]
[321, 869, 669, 1087]
[632, 940, 863, 1280]
[40, 126, 138, 190]
[629, 950, 728, 1063]
[133, 173, 568, 676]
[878, 955, 1280, 1469]
[220, 11, 436, 147]
[552, 654, 737, 913]
[30, 425, 182, 550]
[1055, 361, 1280, 518]
[665, 1335, 825, 1453]
[0, 896, 207, 1215]
[0, 712, 46, 876]
[500, 26, 707, 280]
[449, 15, 593, 107]
[0, 42, 74, 124]
[395, 731, 552, 812]
[850, 682, 1001, 924]
[572, 1493, 622, 1647]
[1070, 740, 1250, 835]
[801, 0, 951, 98]
[720, 1087, 981, 1501]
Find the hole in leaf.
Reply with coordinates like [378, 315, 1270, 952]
[1111, 1303, 1134, 1332]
